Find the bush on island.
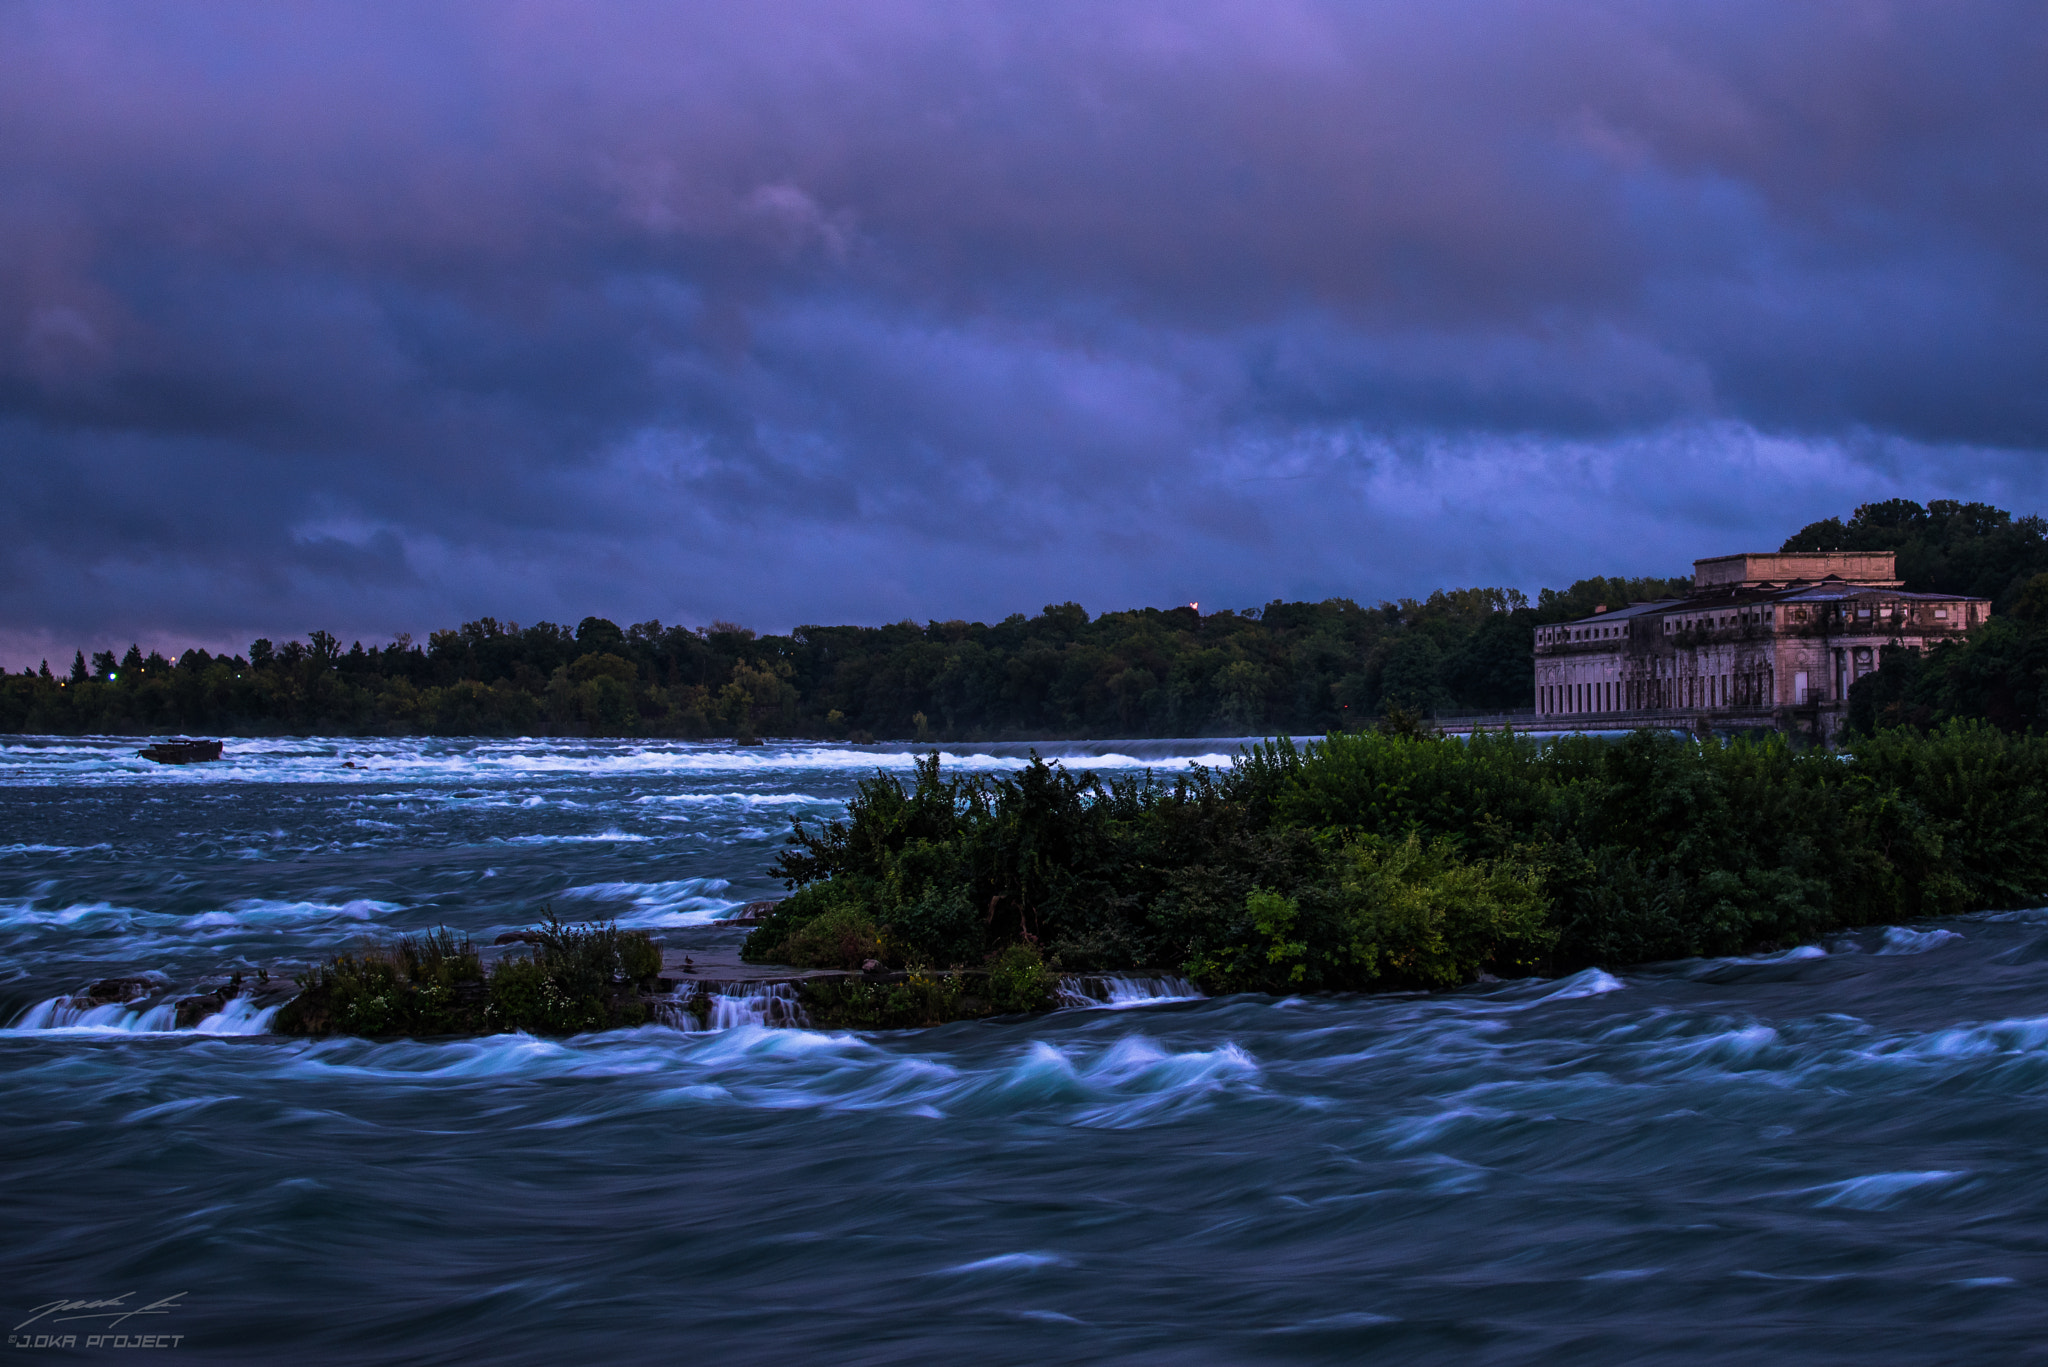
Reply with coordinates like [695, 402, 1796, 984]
[274, 915, 660, 1038]
[745, 724, 2048, 995]
[794, 942, 1058, 1029]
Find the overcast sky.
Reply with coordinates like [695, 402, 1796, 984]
[4, 1, 2045, 665]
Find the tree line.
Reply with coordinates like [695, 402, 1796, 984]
[4, 497, 2046, 739]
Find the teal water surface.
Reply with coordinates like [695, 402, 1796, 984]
[4, 737, 2045, 1364]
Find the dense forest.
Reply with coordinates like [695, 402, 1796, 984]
[5, 497, 2047, 739]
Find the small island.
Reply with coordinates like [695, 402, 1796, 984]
[198, 712, 2048, 1040]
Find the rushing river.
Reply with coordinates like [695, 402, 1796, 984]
[4, 736, 2045, 1363]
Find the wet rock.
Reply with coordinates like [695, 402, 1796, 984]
[82, 976, 156, 1004]
[731, 900, 782, 924]
[139, 739, 224, 764]
[493, 931, 543, 945]
[175, 992, 229, 1028]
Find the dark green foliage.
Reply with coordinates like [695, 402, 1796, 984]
[1846, 722, 2048, 912]
[276, 916, 660, 1038]
[273, 927, 486, 1037]
[0, 576, 1685, 738]
[1783, 498, 2048, 609]
[619, 929, 662, 984]
[524, 914, 655, 1002]
[485, 956, 607, 1035]
[1845, 621, 2048, 736]
[797, 973, 980, 1030]
[985, 943, 1058, 1014]
[749, 724, 2048, 993]
[1783, 499, 2048, 738]
[776, 904, 884, 970]
[1186, 839, 1553, 995]
[789, 946, 1054, 1029]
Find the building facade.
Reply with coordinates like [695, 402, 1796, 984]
[1532, 551, 1989, 740]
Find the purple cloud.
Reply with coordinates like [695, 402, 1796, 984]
[2, 0, 2045, 664]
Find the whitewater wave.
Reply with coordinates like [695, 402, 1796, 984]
[1056, 974, 1205, 1009]
[0, 842, 113, 856]
[1529, 968, 1627, 1003]
[1805, 1169, 1968, 1210]
[552, 877, 736, 925]
[1877, 926, 1964, 955]
[936, 1252, 1073, 1275]
[0, 736, 1244, 788]
[255, 1025, 1263, 1129]
[7, 992, 281, 1036]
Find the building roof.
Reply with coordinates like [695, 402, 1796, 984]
[1692, 550, 1900, 589]
[1547, 600, 1678, 627]
[1551, 581, 1986, 628]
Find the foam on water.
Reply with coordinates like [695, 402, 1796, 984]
[188, 995, 284, 1035]
[1529, 967, 1627, 1003]
[1877, 925, 1964, 955]
[7, 992, 279, 1036]
[0, 842, 113, 856]
[552, 877, 736, 925]
[198, 897, 403, 929]
[1806, 1169, 1968, 1210]
[655, 983, 809, 1031]
[1748, 943, 1830, 962]
[0, 895, 400, 944]
[8, 997, 181, 1032]
[0, 736, 1243, 789]
[1055, 974, 1205, 1009]
[938, 1252, 1073, 1275]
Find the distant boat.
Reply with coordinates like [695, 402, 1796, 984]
[139, 739, 224, 764]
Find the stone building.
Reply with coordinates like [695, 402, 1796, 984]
[1531, 551, 1989, 741]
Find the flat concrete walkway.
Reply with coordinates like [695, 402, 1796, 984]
[659, 945, 848, 984]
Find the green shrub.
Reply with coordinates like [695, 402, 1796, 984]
[273, 927, 484, 1037]
[741, 880, 866, 964]
[747, 725, 2048, 1005]
[798, 972, 976, 1030]
[777, 906, 883, 969]
[1327, 834, 1553, 988]
[278, 916, 658, 1038]
[985, 943, 1056, 1014]
[619, 929, 662, 984]
[1184, 837, 1551, 995]
[485, 956, 603, 1034]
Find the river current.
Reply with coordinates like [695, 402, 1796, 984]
[4, 736, 2045, 1363]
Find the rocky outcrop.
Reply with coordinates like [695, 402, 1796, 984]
[80, 976, 158, 1005]
[139, 739, 224, 764]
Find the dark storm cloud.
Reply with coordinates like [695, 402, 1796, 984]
[2, 0, 2045, 662]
